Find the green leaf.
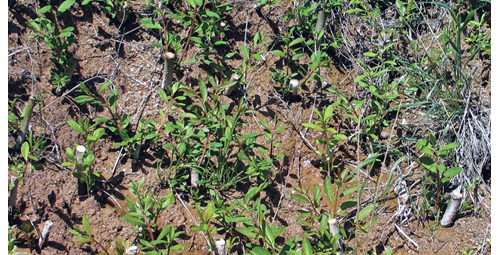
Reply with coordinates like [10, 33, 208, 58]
[289, 37, 306, 47]
[235, 227, 258, 239]
[108, 89, 118, 111]
[290, 194, 309, 204]
[270, 50, 285, 57]
[252, 53, 264, 61]
[72, 237, 93, 243]
[83, 153, 94, 169]
[158, 87, 168, 104]
[69, 228, 84, 236]
[82, 0, 93, 5]
[139, 18, 162, 29]
[157, 225, 172, 241]
[99, 81, 112, 95]
[341, 184, 360, 197]
[444, 167, 462, 178]
[67, 120, 84, 135]
[291, 53, 304, 61]
[263, 222, 274, 247]
[420, 156, 436, 172]
[214, 40, 227, 46]
[61, 162, 74, 167]
[438, 142, 460, 157]
[313, 184, 321, 207]
[250, 246, 271, 255]
[186, 0, 203, 8]
[416, 139, 434, 156]
[356, 204, 375, 222]
[21, 142, 30, 162]
[139, 239, 153, 248]
[241, 45, 250, 59]
[302, 122, 323, 132]
[82, 215, 92, 235]
[122, 214, 146, 226]
[38, 5, 52, 14]
[171, 244, 185, 251]
[339, 198, 357, 210]
[364, 51, 377, 57]
[74, 95, 99, 105]
[324, 104, 334, 123]
[302, 237, 313, 255]
[57, 0, 75, 14]
[198, 78, 208, 104]
[203, 202, 214, 222]
[161, 192, 174, 209]
[429, 133, 437, 146]
[324, 176, 334, 206]
[91, 128, 105, 140]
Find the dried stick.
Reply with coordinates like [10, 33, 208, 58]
[215, 239, 226, 255]
[223, 73, 240, 96]
[192, 133, 211, 188]
[289, 79, 300, 96]
[328, 219, 345, 252]
[75, 145, 88, 196]
[38, 220, 54, 248]
[314, 9, 326, 54]
[8, 176, 19, 213]
[440, 188, 463, 227]
[162, 52, 176, 91]
[395, 224, 419, 249]
[174, 192, 211, 248]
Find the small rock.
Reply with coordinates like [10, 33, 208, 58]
[380, 128, 391, 139]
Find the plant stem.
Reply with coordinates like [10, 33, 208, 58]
[179, 6, 199, 63]
[143, 214, 157, 250]
[91, 235, 110, 255]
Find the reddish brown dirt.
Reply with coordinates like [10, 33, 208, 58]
[8, 1, 490, 254]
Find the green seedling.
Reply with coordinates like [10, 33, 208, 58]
[70, 215, 110, 255]
[25, 0, 77, 92]
[62, 145, 99, 196]
[114, 118, 160, 164]
[209, 189, 248, 249]
[416, 133, 463, 213]
[465, 12, 490, 58]
[121, 178, 183, 253]
[74, 81, 130, 142]
[290, 177, 346, 252]
[191, 201, 217, 251]
[235, 192, 286, 253]
[259, 116, 286, 163]
[302, 103, 347, 176]
[82, 0, 129, 22]
[8, 225, 22, 255]
[10, 130, 48, 188]
[16, 221, 40, 253]
[68, 117, 106, 148]
[163, 77, 265, 190]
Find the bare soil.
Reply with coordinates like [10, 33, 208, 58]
[8, 1, 490, 254]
